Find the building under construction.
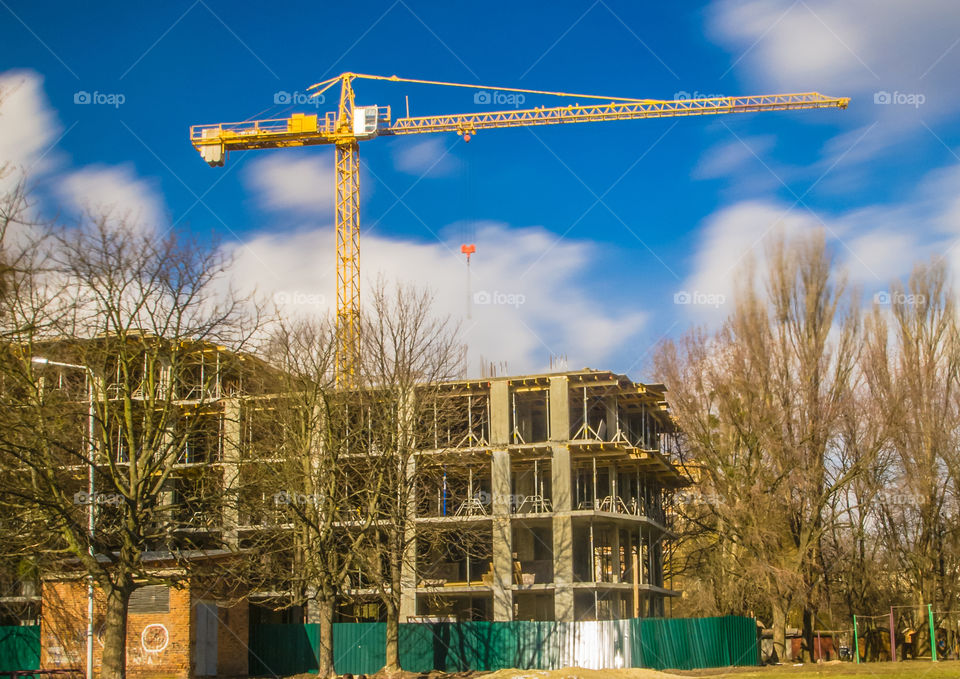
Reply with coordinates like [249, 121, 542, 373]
[388, 368, 684, 623]
[5, 348, 684, 635]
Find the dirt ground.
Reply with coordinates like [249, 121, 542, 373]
[313, 660, 960, 679]
[331, 659, 960, 679]
[478, 668, 685, 679]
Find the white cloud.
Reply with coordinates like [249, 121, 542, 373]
[391, 138, 458, 177]
[0, 70, 168, 232]
[244, 154, 336, 213]
[707, 0, 960, 170]
[693, 134, 776, 180]
[679, 201, 816, 321]
[682, 158, 960, 322]
[709, 0, 959, 105]
[58, 164, 166, 231]
[225, 220, 646, 376]
[0, 70, 61, 191]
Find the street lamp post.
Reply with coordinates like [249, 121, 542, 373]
[33, 357, 96, 679]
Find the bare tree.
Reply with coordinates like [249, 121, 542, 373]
[862, 261, 960, 656]
[247, 316, 370, 678]
[351, 281, 465, 671]
[656, 231, 866, 662]
[0, 214, 260, 678]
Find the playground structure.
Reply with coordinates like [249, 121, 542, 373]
[853, 604, 959, 663]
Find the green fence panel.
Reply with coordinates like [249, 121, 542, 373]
[637, 615, 757, 671]
[248, 623, 318, 676]
[515, 621, 557, 669]
[333, 622, 385, 675]
[629, 617, 643, 667]
[400, 622, 506, 672]
[0, 626, 40, 672]
[250, 615, 758, 675]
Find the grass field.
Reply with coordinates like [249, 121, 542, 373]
[673, 660, 960, 678]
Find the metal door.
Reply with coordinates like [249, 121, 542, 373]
[195, 602, 218, 676]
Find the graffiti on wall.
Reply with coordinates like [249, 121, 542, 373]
[128, 623, 170, 665]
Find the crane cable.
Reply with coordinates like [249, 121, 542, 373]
[308, 72, 663, 104]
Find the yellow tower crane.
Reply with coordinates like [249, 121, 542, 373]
[190, 72, 849, 384]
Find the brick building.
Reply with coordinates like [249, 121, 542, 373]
[41, 554, 248, 678]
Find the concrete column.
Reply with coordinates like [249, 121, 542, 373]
[489, 380, 510, 446]
[221, 399, 241, 547]
[400, 456, 418, 622]
[549, 377, 569, 444]
[549, 376, 574, 621]
[305, 587, 319, 623]
[489, 381, 513, 621]
[492, 449, 513, 621]
[604, 395, 617, 441]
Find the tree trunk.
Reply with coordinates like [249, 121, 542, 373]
[315, 593, 336, 678]
[772, 602, 786, 664]
[100, 586, 131, 679]
[384, 603, 399, 671]
[383, 536, 404, 672]
[801, 606, 815, 663]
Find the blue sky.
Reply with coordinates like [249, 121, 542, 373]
[2, 1, 959, 377]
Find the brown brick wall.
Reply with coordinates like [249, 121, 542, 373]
[41, 578, 248, 678]
[125, 587, 191, 677]
[214, 600, 248, 677]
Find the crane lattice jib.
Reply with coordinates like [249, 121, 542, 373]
[190, 92, 848, 152]
[189, 73, 849, 387]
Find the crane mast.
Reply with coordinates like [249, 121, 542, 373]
[191, 72, 849, 385]
[333, 76, 360, 384]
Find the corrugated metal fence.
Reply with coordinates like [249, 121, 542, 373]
[0, 626, 40, 672]
[249, 616, 758, 676]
